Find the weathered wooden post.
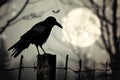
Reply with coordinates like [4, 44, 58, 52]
[18, 55, 23, 80]
[91, 61, 95, 80]
[64, 55, 69, 80]
[105, 61, 108, 80]
[78, 59, 82, 80]
[37, 53, 56, 80]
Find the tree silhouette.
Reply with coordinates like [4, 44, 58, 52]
[88, 0, 120, 80]
[59, 0, 120, 79]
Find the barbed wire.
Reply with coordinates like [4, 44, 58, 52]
[0, 66, 111, 73]
[0, 0, 29, 34]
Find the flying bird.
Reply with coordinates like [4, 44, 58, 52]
[8, 16, 62, 58]
[52, 9, 60, 13]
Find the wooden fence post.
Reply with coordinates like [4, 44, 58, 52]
[78, 59, 82, 80]
[105, 61, 108, 80]
[18, 55, 23, 80]
[64, 55, 69, 80]
[37, 53, 56, 80]
[91, 61, 95, 80]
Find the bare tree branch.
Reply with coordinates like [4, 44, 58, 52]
[100, 0, 113, 56]
[10, 12, 44, 26]
[89, 0, 114, 57]
[9, 7, 54, 26]
[112, 0, 119, 54]
[0, 0, 29, 34]
[89, 0, 112, 25]
[0, 1, 58, 33]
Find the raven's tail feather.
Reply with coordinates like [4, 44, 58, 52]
[8, 39, 30, 58]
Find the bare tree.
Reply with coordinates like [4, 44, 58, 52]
[59, 0, 120, 80]
[88, 0, 120, 80]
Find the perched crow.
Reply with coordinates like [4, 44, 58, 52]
[8, 16, 62, 58]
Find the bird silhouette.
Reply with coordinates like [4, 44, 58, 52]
[8, 16, 62, 58]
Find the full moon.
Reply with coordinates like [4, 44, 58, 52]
[62, 8, 101, 47]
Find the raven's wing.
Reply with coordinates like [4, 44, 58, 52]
[8, 23, 46, 58]
[21, 23, 46, 39]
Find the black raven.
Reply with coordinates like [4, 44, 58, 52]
[8, 16, 62, 58]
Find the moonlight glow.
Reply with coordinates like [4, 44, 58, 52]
[62, 8, 101, 47]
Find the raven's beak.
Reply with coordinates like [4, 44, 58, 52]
[56, 21, 63, 29]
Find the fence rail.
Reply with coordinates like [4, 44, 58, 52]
[0, 55, 112, 80]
